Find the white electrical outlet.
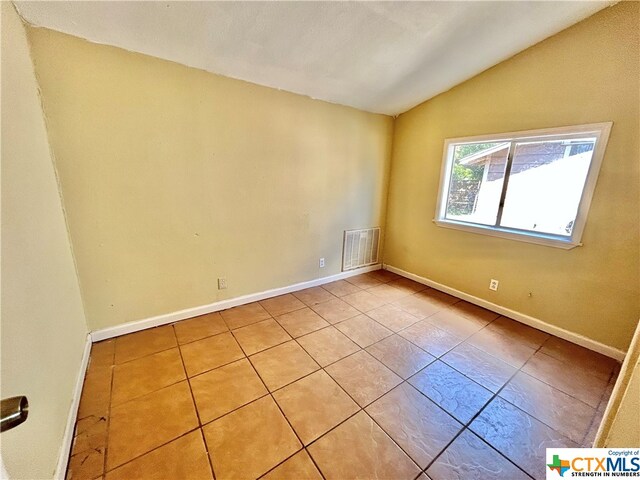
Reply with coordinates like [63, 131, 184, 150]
[489, 279, 499, 291]
[218, 278, 227, 290]
[319, 258, 325, 268]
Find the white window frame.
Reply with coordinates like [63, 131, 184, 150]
[434, 122, 613, 249]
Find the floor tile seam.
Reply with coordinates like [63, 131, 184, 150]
[175, 328, 232, 347]
[494, 390, 597, 446]
[319, 357, 403, 412]
[400, 378, 468, 427]
[220, 312, 274, 331]
[239, 346, 315, 478]
[254, 447, 327, 480]
[291, 287, 340, 305]
[291, 330, 363, 370]
[303, 446, 329, 480]
[492, 341, 596, 438]
[270, 310, 331, 339]
[504, 368, 598, 418]
[467, 342, 592, 453]
[392, 324, 463, 360]
[579, 412, 601, 447]
[302, 406, 366, 477]
[591, 369, 617, 417]
[344, 278, 380, 289]
[188, 344, 345, 417]
[101, 426, 202, 476]
[482, 322, 551, 351]
[111, 343, 179, 368]
[395, 310, 465, 340]
[407, 358, 506, 402]
[319, 284, 363, 298]
[185, 353, 251, 381]
[197, 340, 295, 479]
[462, 333, 539, 369]
[197, 428, 217, 480]
[466, 391, 578, 448]
[442, 342, 526, 378]
[340, 297, 389, 314]
[421, 360, 534, 479]
[538, 345, 617, 375]
[339, 310, 399, 338]
[228, 326, 305, 363]
[100, 351, 116, 477]
[173, 326, 217, 480]
[422, 426, 535, 480]
[236, 335, 294, 357]
[357, 403, 423, 474]
[198, 381, 363, 456]
[364, 342, 437, 380]
[421, 311, 496, 340]
[95, 300, 613, 471]
[174, 333, 205, 429]
[110, 377, 189, 409]
[262, 303, 310, 319]
[518, 359, 609, 409]
[438, 344, 520, 387]
[522, 350, 616, 385]
[363, 379, 463, 472]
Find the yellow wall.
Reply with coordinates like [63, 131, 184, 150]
[26, 28, 393, 331]
[0, 4, 88, 478]
[384, 2, 639, 351]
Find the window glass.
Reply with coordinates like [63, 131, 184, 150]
[434, 123, 611, 249]
[499, 139, 596, 236]
[445, 142, 510, 226]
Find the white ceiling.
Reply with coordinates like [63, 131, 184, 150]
[15, 1, 613, 115]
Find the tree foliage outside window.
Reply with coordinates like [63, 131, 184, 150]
[447, 143, 493, 215]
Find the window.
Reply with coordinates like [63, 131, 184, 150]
[434, 123, 612, 249]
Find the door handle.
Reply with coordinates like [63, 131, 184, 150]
[1, 396, 29, 433]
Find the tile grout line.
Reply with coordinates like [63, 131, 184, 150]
[99, 331, 212, 478]
[100, 341, 116, 478]
[392, 333, 550, 477]
[74, 279, 437, 478]
[256, 283, 416, 478]
[392, 302, 611, 424]
[335, 312, 530, 474]
[285, 317, 430, 476]
[83, 274, 617, 480]
[227, 319, 328, 480]
[422, 335, 596, 477]
[102, 426, 203, 476]
[579, 367, 618, 446]
[173, 324, 218, 480]
[94, 339, 118, 476]
[419, 351, 537, 479]
[107, 285, 511, 445]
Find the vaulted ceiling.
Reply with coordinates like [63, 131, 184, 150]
[15, 1, 614, 115]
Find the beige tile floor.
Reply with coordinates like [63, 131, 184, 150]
[67, 270, 620, 480]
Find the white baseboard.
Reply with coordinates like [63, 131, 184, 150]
[384, 264, 626, 361]
[54, 333, 92, 479]
[90, 264, 382, 342]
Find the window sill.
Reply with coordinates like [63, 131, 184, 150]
[433, 219, 581, 250]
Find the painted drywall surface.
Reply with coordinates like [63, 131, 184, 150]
[26, 27, 393, 330]
[384, 2, 639, 351]
[597, 319, 640, 447]
[0, 3, 88, 478]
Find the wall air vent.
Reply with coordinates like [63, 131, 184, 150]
[342, 227, 380, 271]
